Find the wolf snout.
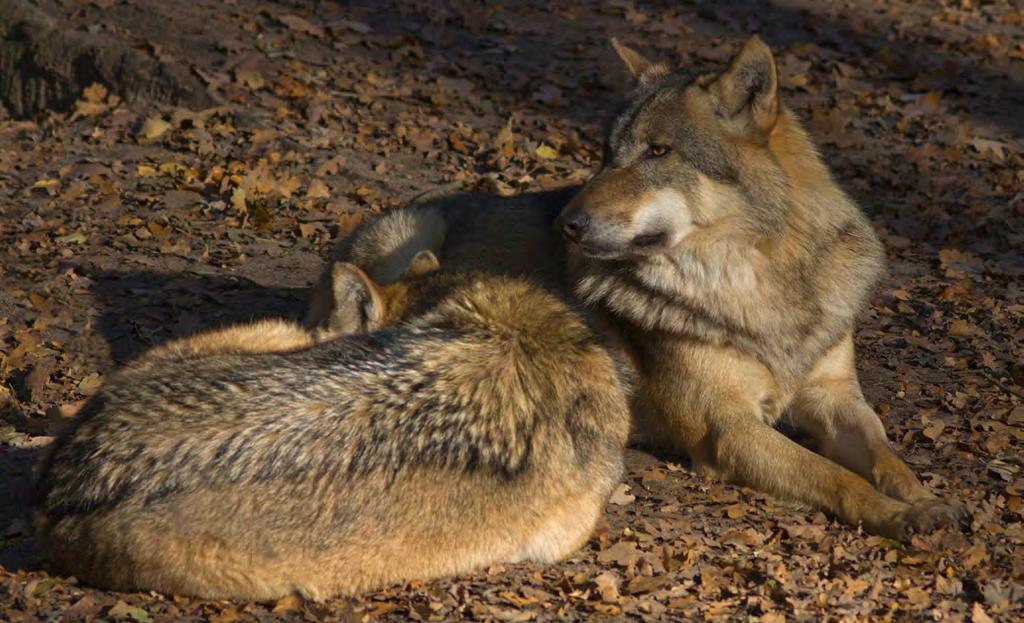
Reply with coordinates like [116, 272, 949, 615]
[558, 211, 591, 242]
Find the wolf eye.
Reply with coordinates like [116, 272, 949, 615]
[649, 144, 670, 157]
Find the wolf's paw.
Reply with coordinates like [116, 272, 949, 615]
[895, 498, 966, 540]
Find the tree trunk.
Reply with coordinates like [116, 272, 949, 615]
[0, 0, 215, 118]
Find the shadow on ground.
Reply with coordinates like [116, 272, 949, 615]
[82, 269, 311, 363]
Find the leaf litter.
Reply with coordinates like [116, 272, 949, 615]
[1, 0, 1022, 621]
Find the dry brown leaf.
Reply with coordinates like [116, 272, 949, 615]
[306, 178, 331, 199]
[140, 117, 171, 140]
[279, 14, 324, 38]
[625, 574, 671, 595]
[724, 503, 747, 519]
[272, 594, 303, 614]
[535, 144, 559, 160]
[949, 320, 982, 337]
[592, 571, 621, 602]
[596, 541, 642, 566]
[608, 484, 635, 506]
[971, 602, 993, 623]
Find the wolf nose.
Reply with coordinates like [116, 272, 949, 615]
[561, 213, 590, 241]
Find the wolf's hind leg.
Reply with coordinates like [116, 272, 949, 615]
[786, 385, 966, 536]
[511, 488, 608, 564]
[788, 382, 934, 503]
[788, 334, 954, 504]
[138, 319, 315, 362]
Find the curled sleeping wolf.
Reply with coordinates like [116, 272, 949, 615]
[34, 253, 631, 600]
[321, 36, 963, 539]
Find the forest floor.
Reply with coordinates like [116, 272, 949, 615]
[0, 1, 1022, 621]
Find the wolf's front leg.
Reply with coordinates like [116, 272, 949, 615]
[639, 341, 953, 540]
[707, 414, 944, 540]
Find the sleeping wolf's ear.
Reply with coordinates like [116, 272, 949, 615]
[402, 249, 440, 278]
[610, 38, 669, 87]
[709, 35, 779, 136]
[325, 262, 386, 335]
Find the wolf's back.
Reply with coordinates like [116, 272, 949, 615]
[34, 283, 630, 599]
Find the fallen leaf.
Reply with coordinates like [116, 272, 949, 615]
[608, 484, 635, 506]
[597, 541, 642, 566]
[83, 83, 108, 104]
[107, 601, 152, 623]
[208, 609, 242, 623]
[922, 423, 945, 441]
[306, 178, 331, 199]
[625, 574, 671, 595]
[949, 320, 983, 337]
[272, 594, 303, 614]
[140, 117, 171, 140]
[592, 571, 621, 602]
[970, 138, 1008, 161]
[231, 187, 247, 214]
[963, 543, 988, 570]
[234, 68, 265, 90]
[971, 602, 993, 623]
[724, 503, 748, 519]
[77, 372, 104, 395]
[279, 14, 324, 38]
[535, 144, 559, 160]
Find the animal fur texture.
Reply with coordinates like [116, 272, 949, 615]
[322, 36, 964, 540]
[557, 35, 963, 539]
[34, 256, 631, 600]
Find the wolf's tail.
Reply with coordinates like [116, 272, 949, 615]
[330, 184, 462, 284]
[304, 185, 457, 329]
[340, 203, 447, 284]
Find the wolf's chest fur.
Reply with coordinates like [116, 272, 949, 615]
[571, 208, 882, 393]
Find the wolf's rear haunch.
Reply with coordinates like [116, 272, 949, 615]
[32, 267, 631, 600]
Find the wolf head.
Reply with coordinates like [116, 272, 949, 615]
[558, 36, 819, 259]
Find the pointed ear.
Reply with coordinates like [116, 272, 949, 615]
[708, 36, 779, 135]
[324, 262, 385, 335]
[402, 249, 440, 278]
[611, 38, 669, 86]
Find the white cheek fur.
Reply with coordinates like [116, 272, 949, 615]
[635, 188, 695, 245]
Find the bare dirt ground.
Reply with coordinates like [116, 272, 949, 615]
[1, 1, 1022, 621]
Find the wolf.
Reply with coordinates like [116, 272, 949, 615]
[321, 37, 964, 540]
[34, 252, 631, 600]
[304, 186, 576, 338]
[554, 36, 964, 539]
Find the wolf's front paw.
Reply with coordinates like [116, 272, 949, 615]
[895, 498, 966, 540]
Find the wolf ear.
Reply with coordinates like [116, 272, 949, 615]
[324, 262, 386, 335]
[709, 35, 779, 135]
[611, 38, 669, 86]
[402, 249, 440, 278]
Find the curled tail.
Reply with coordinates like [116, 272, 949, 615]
[305, 186, 456, 330]
[330, 183, 461, 284]
[336, 203, 447, 284]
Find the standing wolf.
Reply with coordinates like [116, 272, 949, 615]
[34, 254, 631, 600]
[325, 37, 963, 539]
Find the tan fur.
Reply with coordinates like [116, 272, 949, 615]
[306, 188, 573, 296]
[558, 36, 963, 539]
[35, 259, 631, 600]
[321, 37, 964, 540]
[137, 318, 316, 362]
